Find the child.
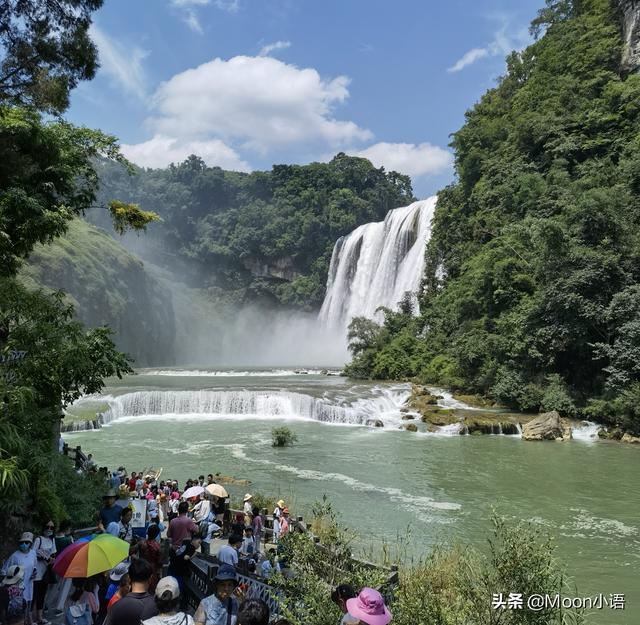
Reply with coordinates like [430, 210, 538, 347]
[240, 527, 255, 558]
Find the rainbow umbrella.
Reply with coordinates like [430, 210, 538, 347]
[53, 534, 129, 578]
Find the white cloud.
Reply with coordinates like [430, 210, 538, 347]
[90, 25, 148, 98]
[148, 55, 372, 151]
[447, 20, 530, 73]
[348, 142, 453, 178]
[259, 40, 291, 57]
[171, 0, 239, 12]
[121, 134, 251, 171]
[183, 10, 203, 33]
[447, 47, 489, 73]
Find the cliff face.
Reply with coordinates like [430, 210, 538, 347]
[21, 220, 176, 366]
[620, 0, 640, 71]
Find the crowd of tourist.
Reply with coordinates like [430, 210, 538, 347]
[1, 464, 392, 625]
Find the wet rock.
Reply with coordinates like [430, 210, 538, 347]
[598, 428, 623, 440]
[401, 414, 416, 420]
[402, 423, 418, 432]
[522, 411, 572, 441]
[621, 432, 640, 444]
[366, 419, 384, 428]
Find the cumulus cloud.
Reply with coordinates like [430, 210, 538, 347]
[121, 135, 251, 171]
[348, 142, 453, 178]
[90, 25, 148, 98]
[447, 19, 530, 73]
[147, 55, 372, 151]
[259, 40, 291, 57]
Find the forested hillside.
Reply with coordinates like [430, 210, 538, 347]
[91, 154, 414, 310]
[346, 0, 640, 434]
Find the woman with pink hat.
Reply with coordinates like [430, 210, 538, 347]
[346, 588, 392, 625]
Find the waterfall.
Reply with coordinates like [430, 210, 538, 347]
[99, 387, 412, 427]
[319, 197, 437, 328]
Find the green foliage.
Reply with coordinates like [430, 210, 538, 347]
[272, 426, 298, 447]
[108, 200, 161, 235]
[0, 106, 141, 276]
[91, 153, 415, 310]
[345, 0, 640, 432]
[0, 1, 103, 114]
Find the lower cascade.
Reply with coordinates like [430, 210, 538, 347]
[100, 388, 411, 426]
[319, 197, 437, 328]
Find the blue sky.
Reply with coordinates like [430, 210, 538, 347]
[68, 0, 544, 198]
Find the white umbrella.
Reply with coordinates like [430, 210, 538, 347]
[205, 483, 228, 498]
[182, 485, 205, 499]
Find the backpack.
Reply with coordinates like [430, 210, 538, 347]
[65, 601, 92, 625]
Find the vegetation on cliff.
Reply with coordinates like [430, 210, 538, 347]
[346, 0, 640, 434]
[90, 154, 414, 310]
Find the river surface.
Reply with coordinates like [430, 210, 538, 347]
[66, 369, 640, 624]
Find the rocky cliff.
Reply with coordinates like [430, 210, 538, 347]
[620, 0, 640, 71]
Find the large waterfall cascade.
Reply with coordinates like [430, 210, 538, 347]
[319, 197, 437, 328]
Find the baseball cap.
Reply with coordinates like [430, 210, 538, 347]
[155, 576, 180, 600]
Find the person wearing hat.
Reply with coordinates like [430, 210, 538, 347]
[193, 564, 239, 625]
[105, 562, 130, 606]
[1, 532, 37, 624]
[272, 500, 285, 519]
[99, 489, 123, 532]
[345, 588, 392, 625]
[331, 585, 359, 625]
[242, 495, 253, 525]
[279, 509, 290, 538]
[142, 576, 194, 625]
[103, 558, 158, 625]
[1, 565, 25, 622]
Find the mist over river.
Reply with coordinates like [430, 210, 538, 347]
[64, 369, 640, 624]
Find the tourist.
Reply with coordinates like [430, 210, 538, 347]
[251, 508, 263, 555]
[240, 527, 255, 558]
[259, 550, 278, 579]
[236, 599, 269, 625]
[279, 509, 290, 538]
[103, 558, 158, 625]
[231, 513, 244, 538]
[54, 521, 73, 554]
[198, 476, 205, 487]
[131, 526, 162, 592]
[272, 500, 285, 519]
[0, 564, 26, 624]
[331, 585, 358, 625]
[345, 588, 391, 625]
[33, 520, 57, 625]
[158, 493, 170, 524]
[242, 495, 253, 525]
[110, 471, 121, 491]
[48, 520, 72, 616]
[135, 474, 144, 494]
[118, 507, 134, 544]
[142, 576, 194, 625]
[272, 515, 281, 545]
[193, 564, 239, 625]
[107, 574, 130, 610]
[192, 494, 211, 524]
[64, 579, 97, 625]
[207, 474, 214, 485]
[83, 454, 96, 472]
[168, 536, 201, 602]
[200, 517, 221, 557]
[147, 516, 166, 543]
[127, 472, 137, 493]
[217, 536, 241, 567]
[105, 563, 129, 606]
[99, 490, 123, 532]
[167, 502, 198, 551]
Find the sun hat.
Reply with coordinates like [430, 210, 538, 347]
[19, 532, 34, 544]
[276, 499, 285, 508]
[109, 562, 129, 582]
[155, 575, 180, 599]
[243, 493, 252, 502]
[214, 564, 237, 582]
[1, 565, 24, 586]
[103, 488, 117, 499]
[346, 588, 392, 625]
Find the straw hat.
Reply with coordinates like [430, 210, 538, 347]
[19, 532, 34, 544]
[1, 565, 24, 586]
[243, 493, 253, 502]
[276, 499, 285, 508]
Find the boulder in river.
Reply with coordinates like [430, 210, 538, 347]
[402, 423, 418, 432]
[522, 411, 572, 441]
[621, 432, 640, 444]
[401, 414, 416, 420]
[366, 419, 384, 428]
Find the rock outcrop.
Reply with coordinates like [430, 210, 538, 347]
[621, 432, 640, 444]
[402, 423, 418, 432]
[522, 411, 572, 441]
[366, 419, 384, 428]
[620, 0, 640, 72]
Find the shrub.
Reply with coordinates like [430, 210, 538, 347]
[272, 426, 298, 447]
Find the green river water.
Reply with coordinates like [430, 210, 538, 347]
[66, 369, 640, 624]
